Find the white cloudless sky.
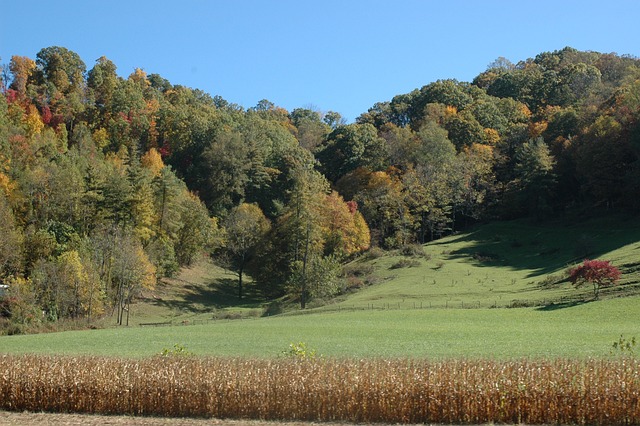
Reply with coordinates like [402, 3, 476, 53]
[2, 0, 639, 121]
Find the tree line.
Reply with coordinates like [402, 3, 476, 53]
[0, 46, 639, 329]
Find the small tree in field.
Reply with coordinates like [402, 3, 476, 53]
[569, 259, 621, 300]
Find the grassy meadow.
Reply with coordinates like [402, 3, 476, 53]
[1, 297, 640, 358]
[2, 215, 640, 359]
[333, 215, 640, 311]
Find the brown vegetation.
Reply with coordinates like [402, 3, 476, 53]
[1, 354, 640, 424]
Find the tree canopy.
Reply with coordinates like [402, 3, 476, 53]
[1, 45, 639, 323]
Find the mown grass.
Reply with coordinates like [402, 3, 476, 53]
[2, 354, 640, 424]
[2, 296, 639, 359]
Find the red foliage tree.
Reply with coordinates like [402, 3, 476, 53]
[568, 259, 621, 300]
[40, 105, 52, 125]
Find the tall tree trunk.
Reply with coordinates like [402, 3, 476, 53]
[300, 222, 311, 310]
[238, 263, 244, 300]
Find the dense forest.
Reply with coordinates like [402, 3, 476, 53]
[0, 46, 639, 330]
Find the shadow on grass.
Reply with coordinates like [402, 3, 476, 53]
[434, 217, 640, 279]
[151, 277, 264, 313]
[535, 299, 593, 311]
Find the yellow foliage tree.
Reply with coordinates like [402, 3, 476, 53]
[56, 250, 91, 319]
[9, 56, 36, 97]
[0, 154, 16, 196]
[528, 120, 548, 138]
[321, 191, 370, 257]
[92, 127, 110, 150]
[113, 235, 156, 326]
[141, 148, 165, 177]
[23, 104, 44, 137]
[483, 128, 500, 145]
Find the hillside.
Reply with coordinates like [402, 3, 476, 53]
[2, 46, 640, 333]
[118, 214, 640, 327]
[330, 214, 640, 311]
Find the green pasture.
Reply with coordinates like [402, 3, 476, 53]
[332, 215, 640, 310]
[2, 215, 640, 359]
[1, 297, 640, 359]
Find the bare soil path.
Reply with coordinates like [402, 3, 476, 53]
[0, 411, 403, 426]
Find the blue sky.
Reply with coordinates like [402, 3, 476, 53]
[2, 0, 639, 122]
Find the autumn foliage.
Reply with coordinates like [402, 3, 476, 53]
[2, 45, 640, 327]
[568, 259, 621, 299]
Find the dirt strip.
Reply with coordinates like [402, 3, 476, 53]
[0, 411, 423, 426]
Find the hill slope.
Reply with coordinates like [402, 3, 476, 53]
[329, 215, 640, 311]
[121, 214, 640, 326]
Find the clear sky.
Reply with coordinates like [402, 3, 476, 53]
[2, 0, 639, 122]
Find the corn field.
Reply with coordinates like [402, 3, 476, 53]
[1, 355, 640, 424]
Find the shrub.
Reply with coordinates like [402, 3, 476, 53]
[342, 263, 374, 277]
[611, 335, 636, 356]
[400, 244, 429, 259]
[282, 342, 317, 359]
[364, 247, 385, 260]
[472, 252, 500, 262]
[538, 273, 564, 287]
[159, 343, 193, 357]
[345, 276, 365, 290]
[390, 259, 421, 269]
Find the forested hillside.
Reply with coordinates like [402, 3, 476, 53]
[1, 46, 639, 331]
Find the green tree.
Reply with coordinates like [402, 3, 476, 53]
[174, 192, 219, 266]
[151, 165, 185, 240]
[287, 255, 341, 305]
[223, 203, 270, 299]
[509, 137, 557, 218]
[34, 46, 87, 129]
[286, 166, 330, 308]
[252, 164, 331, 307]
[126, 158, 156, 243]
[198, 129, 250, 216]
[449, 144, 495, 227]
[317, 123, 388, 182]
[87, 56, 119, 126]
[0, 190, 23, 277]
[290, 108, 330, 151]
[574, 114, 635, 209]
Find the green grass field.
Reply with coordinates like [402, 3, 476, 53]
[331, 215, 640, 311]
[1, 297, 639, 358]
[2, 215, 640, 359]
